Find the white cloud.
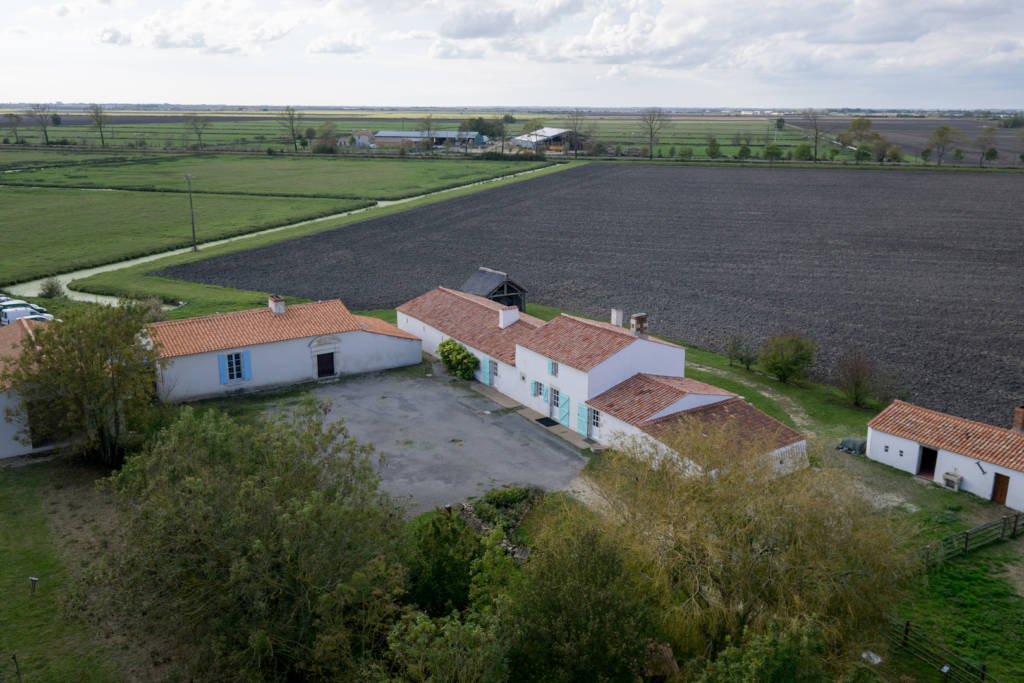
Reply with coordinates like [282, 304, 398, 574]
[439, 8, 515, 39]
[98, 26, 130, 45]
[307, 33, 366, 55]
[429, 39, 484, 59]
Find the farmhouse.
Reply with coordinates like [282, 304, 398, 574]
[461, 266, 527, 312]
[867, 400, 1024, 511]
[0, 318, 49, 459]
[511, 127, 572, 151]
[397, 287, 805, 463]
[148, 296, 421, 402]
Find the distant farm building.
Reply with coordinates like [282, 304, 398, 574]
[373, 130, 484, 147]
[339, 130, 374, 148]
[511, 127, 575, 151]
[460, 267, 527, 312]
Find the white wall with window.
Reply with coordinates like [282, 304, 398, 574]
[515, 345, 589, 431]
[157, 330, 420, 402]
[587, 339, 686, 399]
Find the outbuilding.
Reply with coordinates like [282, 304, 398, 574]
[460, 266, 527, 312]
[148, 296, 421, 402]
[866, 400, 1024, 511]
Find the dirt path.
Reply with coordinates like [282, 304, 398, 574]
[688, 362, 818, 439]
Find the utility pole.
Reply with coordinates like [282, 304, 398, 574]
[185, 174, 197, 252]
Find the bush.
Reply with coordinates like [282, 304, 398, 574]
[759, 333, 816, 384]
[706, 138, 721, 158]
[725, 333, 757, 370]
[438, 339, 480, 380]
[402, 509, 483, 617]
[737, 144, 751, 159]
[794, 142, 813, 160]
[38, 277, 65, 299]
[312, 142, 338, 154]
[265, 147, 275, 155]
[678, 146, 693, 160]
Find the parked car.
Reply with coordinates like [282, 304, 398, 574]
[0, 300, 46, 315]
[0, 307, 53, 325]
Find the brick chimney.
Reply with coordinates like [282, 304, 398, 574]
[629, 313, 648, 337]
[268, 295, 286, 315]
[1013, 403, 1024, 434]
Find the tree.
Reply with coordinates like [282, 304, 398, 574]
[847, 117, 873, 145]
[678, 146, 694, 160]
[725, 333, 757, 370]
[764, 143, 783, 163]
[51, 113, 61, 126]
[706, 137, 721, 159]
[3, 112, 21, 143]
[775, 117, 785, 130]
[419, 114, 435, 151]
[828, 147, 840, 161]
[921, 148, 932, 163]
[438, 339, 479, 380]
[836, 348, 879, 407]
[563, 108, 587, 159]
[107, 400, 406, 678]
[402, 509, 483, 617]
[758, 332, 815, 384]
[888, 144, 904, 163]
[640, 107, 668, 160]
[854, 145, 871, 163]
[975, 126, 997, 166]
[871, 136, 889, 163]
[737, 144, 751, 159]
[793, 142, 813, 160]
[277, 106, 304, 152]
[88, 103, 109, 147]
[28, 103, 51, 144]
[953, 148, 965, 163]
[0, 300, 161, 466]
[185, 114, 211, 149]
[520, 119, 544, 135]
[984, 146, 999, 164]
[800, 109, 824, 161]
[927, 125, 963, 166]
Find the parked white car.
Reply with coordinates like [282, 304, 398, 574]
[1, 307, 54, 325]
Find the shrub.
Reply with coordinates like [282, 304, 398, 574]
[794, 142, 813, 160]
[678, 146, 693, 160]
[706, 138, 721, 159]
[759, 333, 816, 384]
[737, 144, 751, 159]
[402, 509, 483, 617]
[725, 333, 757, 370]
[38, 277, 65, 299]
[438, 339, 480, 380]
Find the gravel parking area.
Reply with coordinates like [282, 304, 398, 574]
[160, 163, 1024, 425]
[312, 370, 586, 514]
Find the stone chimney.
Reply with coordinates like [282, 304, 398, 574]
[498, 305, 519, 329]
[268, 295, 286, 315]
[1013, 404, 1024, 434]
[610, 308, 624, 327]
[629, 313, 648, 337]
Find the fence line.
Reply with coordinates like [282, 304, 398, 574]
[887, 619, 998, 683]
[920, 512, 1023, 567]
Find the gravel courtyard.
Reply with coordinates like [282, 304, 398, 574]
[161, 163, 1024, 425]
[312, 370, 586, 514]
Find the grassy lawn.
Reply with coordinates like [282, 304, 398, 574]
[0, 186, 370, 284]
[0, 148, 160, 170]
[0, 154, 553, 199]
[0, 462, 118, 682]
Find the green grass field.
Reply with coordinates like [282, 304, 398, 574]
[0, 154, 551, 199]
[0, 148, 161, 170]
[0, 186, 370, 284]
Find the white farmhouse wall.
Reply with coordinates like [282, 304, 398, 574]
[159, 331, 420, 402]
[399, 313, 448, 356]
[516, 345, 589, 429]
[867, 427, 1023, 512]
[587, 338, 686, 398]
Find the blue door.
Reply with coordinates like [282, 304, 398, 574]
[577, 404, 589, 437]
[559, 394, 570, 427]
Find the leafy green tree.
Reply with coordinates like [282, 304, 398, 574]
[667, 145, 676, 158]
[775, 117, 785, 129]
[402, 509, 483, 617]
[764, 143, 783, 162]
[888, 144, 904, 163]
[678, 146, 693, 159]
[921, 148, 932, 163]
[108, 400, 406, 679]
[696, 620, 829, 682]
[793, 142, 813, 160]
[706, 137, 721, 158]
[854, 145, 871, 163]
[975, 126, 997, 166]
[984, 146, 999, 164]
[871, 137, 889, 163]
[847, 117, 873, 144]
[385, 609, 504, 682]
[953, 148, 965, 163]
[927, 125, 963, 165]
[520, 119, 545, 134]
[50, 113, 61, 126]
[828, 147, 840, 161]
[502, 512, 659, 682]
[758, 332, 816, 384]
[725, 333, 757, 370]
[438, 339, 480, 380]
[737, 144, 751, 159]
[1, 300, 161, 466]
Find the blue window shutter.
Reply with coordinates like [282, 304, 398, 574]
[547, 359, 553, 375]
[542, 385, 548, 401]
[242, 351, 253, 380]
[530, 380, 536, 395]
[480, 358, 489, 384]
[218, 355, 228, 384]
[577, 404, 589, 436]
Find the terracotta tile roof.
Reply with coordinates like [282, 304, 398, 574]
[352, 315, 419, 341]
[0, 318, 39, 389]
[518, 315, 682, 372]
[397, 287, 543, 365]
[149, 300, 417, 359]
[588, 373, 735, 425]
[868, 400, 1024, 472]
[643, 397, 806, 454]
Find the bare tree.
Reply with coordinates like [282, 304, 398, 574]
[800, 109, 825, 161]
[640, 108, 668, 160]
[975, 126, 997, 167]
[278, 106, 303, 152]
[185, 115, 212, 149]
[419, 114, 435, 152]
[28, 103, 51, 144]
[564, 108, 587, 158]
[88, 103, 109, 147]
[3, 112, 21, 142]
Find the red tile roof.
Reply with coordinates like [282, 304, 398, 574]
[588, 373, 735, 425]
[643, 397, 806, 454]
[397, 287, 543, 364]
[519, 315, 681, 372]
[869, 400, 1024, 473]
[0, 318, 39, 389]
[148, 300, 417, 359]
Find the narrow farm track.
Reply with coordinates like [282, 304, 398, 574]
[159, 163, 1024, 426]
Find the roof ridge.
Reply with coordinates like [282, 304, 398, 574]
[872, 400, 1024, 441]
[149, 299, 349, 328]
[437, 286, 514, 311]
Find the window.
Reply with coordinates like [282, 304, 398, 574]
[591, 408, 601, 428]
[492, 361, 498, 377]
[226, 352, 244, 380]
[551, 388, 560, 408]
[899, 449, 904, 457]
[549, 360, 559, 377]
[884, 445, 889, 453]
[533, 381, 544, 397]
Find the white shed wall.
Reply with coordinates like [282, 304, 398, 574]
[865, 428, 922, 475]
[587, 338, 686, 399]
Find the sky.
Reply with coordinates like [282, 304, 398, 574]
[2, 0, 1022, 109]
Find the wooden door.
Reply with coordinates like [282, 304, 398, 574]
[992, 473, 1010, 505]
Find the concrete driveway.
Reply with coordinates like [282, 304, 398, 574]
[312, 369, 587, 514]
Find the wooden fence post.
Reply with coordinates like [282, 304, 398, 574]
[1001, 516, 1007, 541]
[902, 620, 911, 648]
[981, 662, 987, 681]
[1013, 513, 1021, 538]
[963, 530, 970, 555]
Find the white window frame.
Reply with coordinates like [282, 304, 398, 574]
[591, 408, 601, 428]
[551, 387, 561, 408]
[226, 352, 244, 381]
[550, 360, 559, 377]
